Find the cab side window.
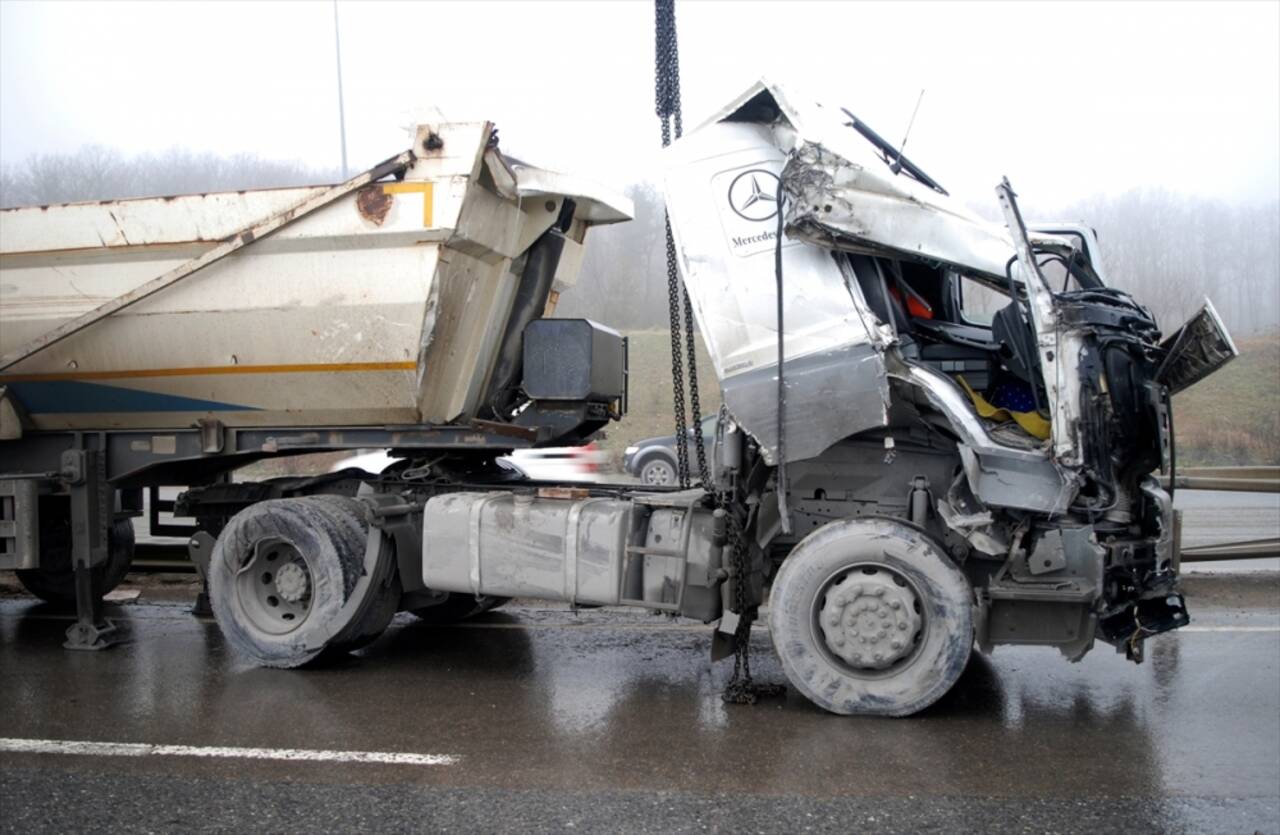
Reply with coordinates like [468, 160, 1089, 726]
[957, 276, 1007, 326]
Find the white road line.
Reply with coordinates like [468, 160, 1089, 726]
[0, 738, 457, 766]
[1179, 625, 1280, 632]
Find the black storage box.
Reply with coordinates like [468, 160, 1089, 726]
[522, 319, 626, 402]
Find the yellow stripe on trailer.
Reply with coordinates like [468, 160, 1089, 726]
[381, 182, 435, 227]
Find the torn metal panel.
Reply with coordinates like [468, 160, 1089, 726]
[662, 108, 888, 464]
[782, 140, 1022, 280]
[957, 443, 1075, 515]
[996, 180, 1082, 466]
[721, 342, 889, 466]
[695, 79, 1075, 283]
[890, 358, 1076, 514]
[510, 164, 634, 226]
[1158, 298, 1239, 395]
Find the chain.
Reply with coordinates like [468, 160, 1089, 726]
[717, 406, 785, 705]
[664, 218, 690, 487]
[654, 0, 682, 146]
[684, 292, 710, 488]
[660, 0, 691, 489]
[655, 0, 771, 701]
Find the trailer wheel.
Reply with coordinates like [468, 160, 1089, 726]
[768, 517, 973, 716]
[16, 500, 135, 606]
[409, 593, 508, 624]
[208, 496, 397, 668]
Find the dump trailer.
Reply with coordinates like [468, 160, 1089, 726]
[0, 81, 1239, 716]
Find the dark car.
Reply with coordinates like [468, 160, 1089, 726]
[623, 414, 719, 485]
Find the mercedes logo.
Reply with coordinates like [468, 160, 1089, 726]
[727, 169, 780, 222]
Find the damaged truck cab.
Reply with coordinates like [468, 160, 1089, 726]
[661, 80, 1238, 713]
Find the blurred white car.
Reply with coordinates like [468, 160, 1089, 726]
[330, 444, 610, 482]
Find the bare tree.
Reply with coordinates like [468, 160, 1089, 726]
[0, 146, 337, 209]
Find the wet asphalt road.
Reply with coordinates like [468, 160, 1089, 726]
[2, 571, 1279, 834]
[2, 490, 1279, 833]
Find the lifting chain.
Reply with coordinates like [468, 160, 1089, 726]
[654, 0, 709, 491]
[655, 0, 772, 703]
[717, 409, 786, 705]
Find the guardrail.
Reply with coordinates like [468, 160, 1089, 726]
[1168, 466, 1279, 562]
[1160, 466, 1280, 494]
[1180, 538, 1280, 562]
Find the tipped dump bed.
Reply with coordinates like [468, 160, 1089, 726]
[0, 122, 631, 433]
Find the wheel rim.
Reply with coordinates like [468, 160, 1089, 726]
[643, 460, 675, 485]
[233, 537, 314, 636]
[813, 562, 925, 677]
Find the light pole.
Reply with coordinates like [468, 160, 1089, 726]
[333, 0, 348, 179]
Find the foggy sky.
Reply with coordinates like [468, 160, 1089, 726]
[2, 0, 1277, 212]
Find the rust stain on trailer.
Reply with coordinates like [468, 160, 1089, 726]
[356, 185, 394, 226]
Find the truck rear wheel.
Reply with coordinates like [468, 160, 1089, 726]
[303, 495, 402, 651]
[16, 499, 135, 606]
[768, 517, 973, 716]
[208, 496, 398, 668]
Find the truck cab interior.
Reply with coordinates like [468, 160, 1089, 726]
[845, 246, 1103, 443]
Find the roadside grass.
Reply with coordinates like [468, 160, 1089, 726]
[599, 330, 722, 465]
[1172, 329, 1280, 466]
[242, 327, 1278, 478]
[610, 327, 1280, 469]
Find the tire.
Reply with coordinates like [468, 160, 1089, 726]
[409, 593, 508, 625]
[16, 497, 136, 606]
[768, 517, 973, 716]
[302, 495, 401, 652]
[638, 455, 677, 486]
[208, 496, 397, 668]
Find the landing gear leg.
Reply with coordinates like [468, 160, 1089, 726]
[61, 450, 117, 651]
[188, 531, 215, 617]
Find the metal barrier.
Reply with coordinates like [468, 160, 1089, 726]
[1166, 466, 1280, 562]
[1161, 466, 1280, 494]
[1181, 538, 1280, 562]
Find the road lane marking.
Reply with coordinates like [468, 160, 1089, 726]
[1179, 625, 1280, 632]
[0, 738, 457, 766]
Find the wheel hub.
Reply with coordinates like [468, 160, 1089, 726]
[819, 570, 921, 670]
[274, 561, 309, 603]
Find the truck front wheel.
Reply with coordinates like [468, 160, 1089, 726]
[768, 517, 973, 716]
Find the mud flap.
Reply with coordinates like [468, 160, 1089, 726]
[711, 610, 740, 662]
